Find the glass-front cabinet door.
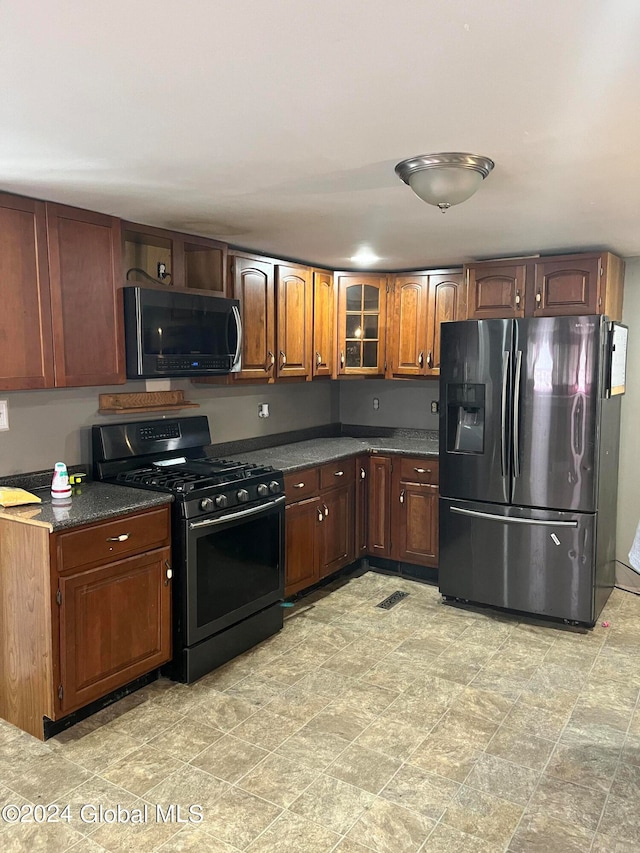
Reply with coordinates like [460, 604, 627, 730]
[336, 273, 388, 375]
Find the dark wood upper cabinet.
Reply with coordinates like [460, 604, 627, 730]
[312, 270, 335, 377]
[231, 254, 276, 381]
[46, 203, 125, 387]
[425, 271, 465, 375]
[466, 261, 527, 320]
[336, 273, 388, 376]
[531, 253, 624, 320]
[276, 264, 312, 379]
[389, 274, 429, 378]
[0, 194, 54, 390]
[122, 221, 227, 294]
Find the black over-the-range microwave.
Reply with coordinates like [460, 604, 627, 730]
[123, 285, 242, 379]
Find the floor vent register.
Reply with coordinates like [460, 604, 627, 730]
[376, 590, 410, 610]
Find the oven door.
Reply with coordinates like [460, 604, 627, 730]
[185, 496, 285, 646]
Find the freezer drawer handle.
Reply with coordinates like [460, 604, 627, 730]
[450, 507, 578, 528]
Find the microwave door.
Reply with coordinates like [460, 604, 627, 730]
[229, 304, 242, 373]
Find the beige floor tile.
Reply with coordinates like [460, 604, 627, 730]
[325, 838, 373, 853]
[223, 675, 289, 709]
[591, 831, 640, 853]
[327, 743, 402, 794]
[276, 725, 351, 771]
[465, 753, 539, 806]
[5, 752, 93, 803]
[610, 760, 640, 800]
[102, 702, 185, 743]
[0, 821, 86, 853]
[190, 735, 268, 783]
[237, 753, 318, 807]
[501, 700, 570, 741]
[320, 649, 380, 679]
[346, 796, 434, 853]
[380, 761, 459, 820]
[410, 709, 498, 781]
[354, 717, 425, 761]
[420, 823, 504, 853]
[262, 687, 331, 723]
[198, 788, 281, 848]
[527, 773, 607, 832]
[289, 774, 373, 834]
[304, 704, 372, 742]
[360, 653, 433, 691]
[65, 836, 112, 852]
[145, 764, 230, 814]
[244, 810, 340, 852]
[88, 810, 184, 853]
[51, 726, 141, 775]
[189, 692, 259, 732]
[485, 725, 555, 771]
[154, 825, 241, 852]
[509, 812, 594, 853]
[51, 775, 141, 836]
[147, 718, 225, 761]
[442, 786, 524, 847]
[452, 686, 515, 725]
[545, 740, 620, 791]
[100, 745, 185, 797]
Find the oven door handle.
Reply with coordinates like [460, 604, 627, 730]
[189, 496, 285, 529]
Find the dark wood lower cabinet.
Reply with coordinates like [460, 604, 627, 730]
[58, 547, 172, 714]
[368, 456, 392, 557]
[393, 481, 439, 566]
[285, 497, 322, 596]
[319, 483, 355, 578]
[355, 455, 369, 557]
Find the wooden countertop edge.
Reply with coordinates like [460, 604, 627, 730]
[0, 511, 54, 531]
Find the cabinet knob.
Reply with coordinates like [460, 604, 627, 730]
[334, 470, 344, 477]
[418, 351, 424, 367]
[426, 351, 433, 368]
[414, 467, 430, 474]
[317, 508, 324, 522]
[323, 503, 329, 516]
[106, 533, 130, 542]
[399, 489, 405, 504]
[280, 350, 287, 369]
[515, 290, 521, 306]
[164, 561, 173, 586]
[316, 351, 322, 366]
[293, 482, 305, 489]
[535, 292, 541, 304]
[360, 467, 366, 479]
[340, 351, 345, 368]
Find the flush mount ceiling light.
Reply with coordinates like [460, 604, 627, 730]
[350, 248, 380, 266]
[395, 152, 495, 213]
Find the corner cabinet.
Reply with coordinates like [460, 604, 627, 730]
[466, 252, 624, 322]
[389, 269, 464, 378]
[0, 505, 172, 739]
[336, 273, 388, 376]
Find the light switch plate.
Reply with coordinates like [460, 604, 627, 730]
[0, 400, 8, 431]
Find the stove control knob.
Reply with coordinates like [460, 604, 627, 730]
[200, 497, 214, 511]
[237, 488, 249, 503]
[215, 494, 228, 509]
[257, 483, 269, 498]
[269, 481, 281, 495]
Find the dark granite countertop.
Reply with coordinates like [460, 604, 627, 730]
[228, 434, 439, 474]
[0, 481, 173, 532]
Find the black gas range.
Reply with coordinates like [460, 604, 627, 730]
[92, 416, 285, 683]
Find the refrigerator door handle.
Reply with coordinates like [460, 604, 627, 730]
[450, 506, 578, 527]
[501, 350, 510, 478]
[513, 349, 523, 478]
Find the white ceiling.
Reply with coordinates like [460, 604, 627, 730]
[2, 0, 640, 270]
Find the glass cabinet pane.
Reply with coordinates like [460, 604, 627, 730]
[363, 285, 379, 311]
[346, 315, 363, 339]
[346, 285, 363, 311]
[346, 342, 362, 367]
[363, 342, 378, 367]
[363, 315, 378, 339]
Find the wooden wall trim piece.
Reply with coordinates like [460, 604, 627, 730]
[98, 390, 199, 414]
[0, 517, 53, 738]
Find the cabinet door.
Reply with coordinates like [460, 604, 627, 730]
[312, 270, 335, 377]
[389, 274, 429, 377]
[276, 264, 312, 378]
[232, 255, 276, 380]
[355, 455, 369, 557]
[58, 548, 172, 714]
[425, 272, 464, 375]
[0, 194, 54, 390]
[285, 497, 321, 596]
[532, 256, 600, 317]
[367, 456, 392, 557]
[319, 483, 355, 578]
[393, 480, 439, 566]
[336, 273, 387, 375]
[466, 263, 526, 320]
[46, 203, 125, 386]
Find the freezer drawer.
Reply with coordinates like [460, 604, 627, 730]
[439, 498, 596, 624]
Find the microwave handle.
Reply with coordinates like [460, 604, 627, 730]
[231, 305, 242, 371]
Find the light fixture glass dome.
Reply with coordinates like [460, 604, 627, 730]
[395, 153, 495, 212]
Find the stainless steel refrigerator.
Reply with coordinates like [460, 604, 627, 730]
[439, 315, 622, 626]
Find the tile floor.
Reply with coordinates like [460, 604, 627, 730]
[1, 571, 640, 852]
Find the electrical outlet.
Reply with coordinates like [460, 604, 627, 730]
[258, 403, 270, 418]
[430, 401, 439, 414]
[0, 400, 8, 431]
[373, 398, 380, 410]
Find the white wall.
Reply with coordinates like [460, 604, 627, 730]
[617, 257, 640, 567]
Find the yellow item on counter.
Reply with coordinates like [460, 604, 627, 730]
[0, 487, 42, 507]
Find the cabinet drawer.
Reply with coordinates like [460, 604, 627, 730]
[284, 469, 320, 505]
[397, 457, 439, 485]
[57, 506, 171, 572]
[319, 457, 356, 491]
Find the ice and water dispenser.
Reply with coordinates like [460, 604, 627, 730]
[446, 384, 485, 454]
